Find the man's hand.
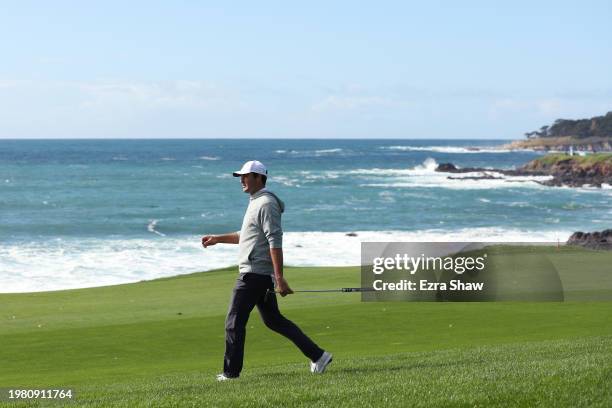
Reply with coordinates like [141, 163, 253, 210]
[270, 248, 290, 296]
[202, 232, 240, 247]
[275, 276, 294, 297]
[201, 235, 218, 248]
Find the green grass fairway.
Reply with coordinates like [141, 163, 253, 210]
[1, 246, 611, 407]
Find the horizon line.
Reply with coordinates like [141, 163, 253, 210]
[0, 136, 518, 141]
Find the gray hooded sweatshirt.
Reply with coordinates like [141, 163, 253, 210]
[237, 188, 285, 276]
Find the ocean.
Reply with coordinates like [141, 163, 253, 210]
[1, 139, 610, 292]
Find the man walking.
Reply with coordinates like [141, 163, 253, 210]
[201, 160, 332, 381]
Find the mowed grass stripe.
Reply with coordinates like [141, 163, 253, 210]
[3, 336, 610, 407]
[0, 266, 360, 335]
[2, 301, 611, 385]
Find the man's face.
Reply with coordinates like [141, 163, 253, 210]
[240, 173, 263, 194]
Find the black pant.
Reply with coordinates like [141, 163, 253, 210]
[223, 273, 324, 377]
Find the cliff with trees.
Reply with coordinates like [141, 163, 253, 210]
[524, 111, 612, 139]
[504, 112, 612, 152]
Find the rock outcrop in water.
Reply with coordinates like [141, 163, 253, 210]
[435, 153, 612, 188]
[567, 230, 612, 250]
[434, 162, 544, 177]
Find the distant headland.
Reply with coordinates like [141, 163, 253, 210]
[503, 111, 612, 152]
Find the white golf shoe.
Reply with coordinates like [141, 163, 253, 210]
[310, 351, 333, 373]
[216, 373, 237, 381]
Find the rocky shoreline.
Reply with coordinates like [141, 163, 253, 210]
[567, 230, 612, 250]
[435, 154, 612, 188]
[521, 155, 612, 187]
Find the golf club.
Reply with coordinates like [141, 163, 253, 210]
[267, 287, 376, 294]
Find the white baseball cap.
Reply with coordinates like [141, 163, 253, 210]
[232, 160, 268, 177]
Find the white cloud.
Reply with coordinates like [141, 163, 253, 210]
[311, 95, 401, 112]
[76, 80, 244, 111]
[0, 79, 244, 112]
[0, 79, 32, 89]
[0, 79, 250, 137]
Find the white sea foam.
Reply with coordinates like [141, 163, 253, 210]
[274, 175, 301, 187]
[293, 159, 439, 181]
[147, 219, 166, 237]
[274, 148, 349, 157]
[273, 159, 610, 192]
[345, 158, 438, 177]
[268, 159, 558, 190]
[199, 156, 220, 160]
[378, 191, 396, 203]
[314, 148, 343, 154]
[507, 201, 530, 208]
[0, 228, 574, 293]
[380, 145, 538, 154]
[350, 158, 552, 190]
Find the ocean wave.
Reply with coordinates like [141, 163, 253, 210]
[295, 158, 438, 180]
[380, 145, 538, 154]
[507, 201, 530, 208]
[344, 160, 437, 177]
[343, 158, 552, 189]
[274, 148, 351, 157]
[147, 219, 166, 237]
[314, 148, 343, 154]
[199, 156, 220, 160]
[271, 159, 555, 189]
[274, 175, 302, 187]
[0, 228, 574, 293]
[265, 158, 610, 192]
[378, 191, 396, 203]
[360, 178, 551, 190]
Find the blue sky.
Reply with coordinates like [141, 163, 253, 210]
[1, 1, 611, 139]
